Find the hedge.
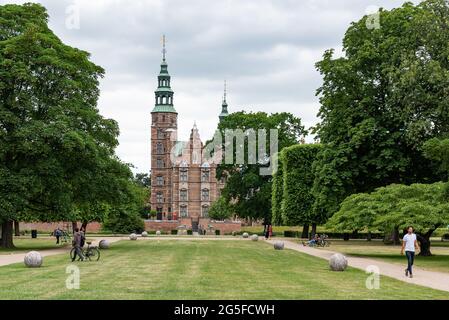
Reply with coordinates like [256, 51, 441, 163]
[275, 144, 323, 226]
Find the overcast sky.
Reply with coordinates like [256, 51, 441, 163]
[3, 0, 421, 173]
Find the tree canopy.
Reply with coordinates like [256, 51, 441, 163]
[215, 111, 306, 222]
[327, 182, 449, 255]
[0, 3, 136, 247]
[312, 0, 449, 218]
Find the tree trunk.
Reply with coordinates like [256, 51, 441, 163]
[72, 221, 78, 234]
[301, 224, 309, 239]
[310, 223, 317, 239]
[393, 227, 400, 245]
[367, 231, 372, 242]
[14, 220, 20, 237]
[1, 221, 15, 248]
[417, 229, 435, 257]
[81, 221, 88, 232]
[384, 227, 400, 245]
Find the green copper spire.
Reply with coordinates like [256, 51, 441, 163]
[219, 80, 229, 121]
[152, 35, 177, 113]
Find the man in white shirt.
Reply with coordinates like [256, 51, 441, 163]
[401, 226, 420, 278]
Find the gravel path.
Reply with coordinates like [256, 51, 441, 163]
[266, 239, 449, 293]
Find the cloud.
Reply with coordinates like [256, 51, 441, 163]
[2, 0, 422, 173]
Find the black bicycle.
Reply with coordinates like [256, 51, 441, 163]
[70, 241, 101, 261]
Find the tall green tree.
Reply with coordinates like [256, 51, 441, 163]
[312, 0, 449, 219]
[0, 3, 124, 247]
[214, 112, 306, 222]
[208, 196, 233, 221]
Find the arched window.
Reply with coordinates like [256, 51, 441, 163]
[201, 170, 210, 182]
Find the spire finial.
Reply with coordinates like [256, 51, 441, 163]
[162, 34, 167, 61]
[224, 80, 227, 103]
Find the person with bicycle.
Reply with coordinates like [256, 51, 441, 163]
[72, 228, 85, 262]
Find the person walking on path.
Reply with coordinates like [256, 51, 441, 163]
[54, 228, 62, 245]
[72, 228, 85, 262]
[401, 226, 420, 278]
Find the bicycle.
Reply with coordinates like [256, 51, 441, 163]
[70, 241, 101, 261]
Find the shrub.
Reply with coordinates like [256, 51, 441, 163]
[215, 230, 220, 236]
[171, 229, 178, 235]
[187, 230, 193, 235]
[103, 209, 145, 234]
[284, 230, 298, 238]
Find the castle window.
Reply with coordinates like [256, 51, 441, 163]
[202, 205, 209, 218]
[180, 205, 188, 217]
[156, 192, 163, 203]
[180, 170, 188, 182]
[157, 158, 164, 168]
[201, 189, 209, 201]
[157, 129, 164, 139]
[201, 170, 209, 182]
[156, 142, 164, 154]
[156, 176, 164, 186]
[180, 189, 188, 201]
[162, 115, 166, 122]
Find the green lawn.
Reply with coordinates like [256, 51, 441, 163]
[0, 240, 448, 299]
[0, 237, 69, 254]
[314, 240, 449, 273]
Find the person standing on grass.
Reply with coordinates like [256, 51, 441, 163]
[55, 228, 62, 245]
[72, 228, 85, 262]
[401, 226, 420, 278]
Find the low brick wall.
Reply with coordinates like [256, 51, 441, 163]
[199, 219, 241, 234]
[19, 219, 241, 234]
[19, 222, 102, 233]
[144, 220, 181, 232]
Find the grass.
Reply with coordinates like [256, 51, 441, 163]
[314, 239, 449, 273]
[0, 239, 448, 300]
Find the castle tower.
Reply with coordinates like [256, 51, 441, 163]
[151, 35, 178, 220]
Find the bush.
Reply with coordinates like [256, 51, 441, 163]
[442, 234, 449, 241]
[215, 230, 220, 236]
[187, 230, 193, 235]
[103, 209, 145, 234]
[171, 229, 178, 235]
[284, 230, 299, 238]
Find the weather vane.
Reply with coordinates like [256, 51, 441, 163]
[162, 34, 167, 61]
[224, 80, 227, 102]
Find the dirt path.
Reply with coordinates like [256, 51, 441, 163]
[266, 239, 449, 292]
[0, 237, 123, 267]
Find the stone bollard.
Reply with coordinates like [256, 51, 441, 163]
[24, 251, 43, 268]
[329, 253, 348, 271]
